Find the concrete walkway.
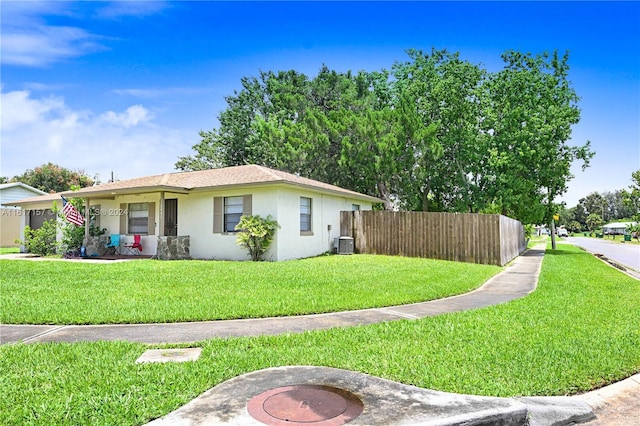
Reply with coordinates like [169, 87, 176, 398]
[0, 245, 542, 345]
[2, 244, 639, 425]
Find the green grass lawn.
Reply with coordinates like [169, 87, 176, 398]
[0, 255, 500, 324]
[1, 245, 639, 425]
[0, 247, 19, 255]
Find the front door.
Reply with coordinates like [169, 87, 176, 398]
[164, 199, 178, 236]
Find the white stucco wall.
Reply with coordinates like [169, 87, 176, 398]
[81, 185, 374, 260]
[172, 186, 373, 261]
[92, 193, 158, 256]
[273, 187, 372, 260]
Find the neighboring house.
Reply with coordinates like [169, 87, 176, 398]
[0, 182, 48, 247]
[5, 165, 381, 260]
[602, 222, 637, 235]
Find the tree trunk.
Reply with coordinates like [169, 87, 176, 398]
[376, 182, 393, 211]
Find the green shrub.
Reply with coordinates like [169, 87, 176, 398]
[18, 221, 58, 256]
[56, 199, 106, 256]
[235, 215, 280, 261]
[59, 222, 85, 256]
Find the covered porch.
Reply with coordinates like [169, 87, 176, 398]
[78, 189, 191, 260]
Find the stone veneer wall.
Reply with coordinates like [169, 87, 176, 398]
[84, 235, 110, 256]
[157, 236, 190, 260]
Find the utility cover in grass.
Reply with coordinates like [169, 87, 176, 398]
[136, 348, 202, 364]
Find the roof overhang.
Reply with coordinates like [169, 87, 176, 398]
[188, 180, 383, 203]
[61, 185, 191, 199]
[2, 195, 61, 208]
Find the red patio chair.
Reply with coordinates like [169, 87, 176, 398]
[123, 234, 143, 255]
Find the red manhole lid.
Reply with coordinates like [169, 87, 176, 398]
[247, 385, 364, 426]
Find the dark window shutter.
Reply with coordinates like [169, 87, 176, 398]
[243, 195, 252, 216]
[147, 202, 156, 235]
[213, 197, 222, 233]
[119, 203, 127, 234]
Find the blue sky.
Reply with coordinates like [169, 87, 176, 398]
[1, 1, 638, 208]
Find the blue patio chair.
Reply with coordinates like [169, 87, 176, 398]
[105, 234, 121, 255]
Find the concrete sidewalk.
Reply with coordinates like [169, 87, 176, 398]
[0, 245, 542, 345]
[2, 244, 638, 425]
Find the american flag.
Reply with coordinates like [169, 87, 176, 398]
[61, 196, 85, 226]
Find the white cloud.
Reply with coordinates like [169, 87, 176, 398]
[0, 91, 70, 130]
[94, 1, 171, 19]
[0, 90, 193, 181]
[1, 25, 105, 67]
[0, 1, 168, 67]
[0, 2, 106, 67]
[100, 105, 154, 128]
[111, 86, 217, 99]
[112, 88, 165, 98]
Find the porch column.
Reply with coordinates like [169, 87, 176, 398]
[159, 191, 165, 237]
[85, 198, 90, 242]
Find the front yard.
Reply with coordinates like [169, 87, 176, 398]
[1, 245, 639, 425]
[1, 255, 499, 324]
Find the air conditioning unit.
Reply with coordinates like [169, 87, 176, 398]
[335, 236, 354, 255]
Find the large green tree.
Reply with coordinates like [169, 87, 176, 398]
[177, 49, 593, 224]
[177, 67, 409, 207]
[391, 49, 485, 212]
[579, 192, 606, 218]
[482, 51, 593, 231]
[11, 163, 94, 193]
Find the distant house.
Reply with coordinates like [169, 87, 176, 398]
[5, 165, 381, 260]
[602, 222, 637, 235]
[0, 183, 47, 247]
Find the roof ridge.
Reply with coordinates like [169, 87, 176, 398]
[252, 164, 287, 181]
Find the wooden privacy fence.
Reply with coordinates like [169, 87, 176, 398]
[340, 211, 526, 266]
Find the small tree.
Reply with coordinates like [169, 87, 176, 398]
[567, 220, 582, 234]
[586, 213, 603, 235]
[235, 215, 280, 261]
[627, 222, 640, 241]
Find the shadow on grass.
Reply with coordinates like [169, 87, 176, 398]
[544, 246, 585, 256]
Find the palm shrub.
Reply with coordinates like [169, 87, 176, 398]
[235, 215, 280, 261]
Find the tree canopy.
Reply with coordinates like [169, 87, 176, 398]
[8, 163, 94, 193]
[177, 48, 594, 225]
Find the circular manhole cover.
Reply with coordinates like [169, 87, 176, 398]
[247, 385, 364, 425]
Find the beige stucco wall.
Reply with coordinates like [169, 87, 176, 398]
[0, 209, 22, 247]
[8, 200, 61, 252]
[0, 184, 47, 247]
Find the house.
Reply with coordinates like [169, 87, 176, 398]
[602, 222, 637, 236]
[4, 165, 381, 260]
[0, 182, 47, 247]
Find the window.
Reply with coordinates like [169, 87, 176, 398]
[119, 202, 155, 235]
[224, 196, 244, 232]
[213, 195, 252, 234]
[128, 203, 150, 234]
[352, 204, 360, 211]
[300, 197, 312, 233]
